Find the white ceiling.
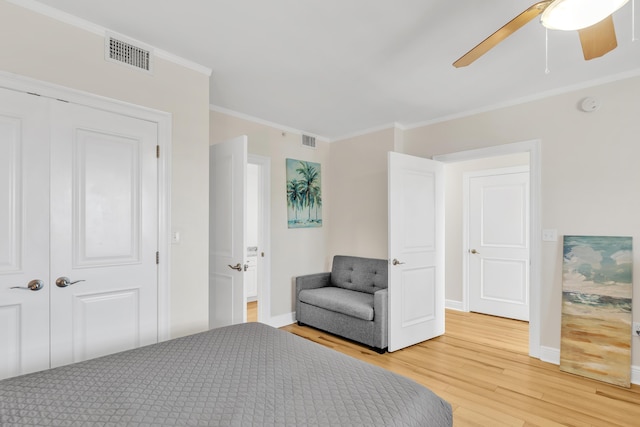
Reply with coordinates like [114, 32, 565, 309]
[30, 0, 640, 140]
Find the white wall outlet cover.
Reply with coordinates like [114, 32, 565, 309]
[580, 97, 600, 113]
[542, 229, 558, 242]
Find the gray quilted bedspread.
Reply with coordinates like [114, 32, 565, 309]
[0, 322, 452, 426]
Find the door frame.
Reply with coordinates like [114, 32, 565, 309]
[463, 165, 530, 318]
[248, 154, 271, 324]
[434, 139, 541, 359]
[0, 71, 172, 341]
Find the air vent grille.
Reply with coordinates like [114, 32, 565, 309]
[302, 134, 316, 149]
[105, 34, 153, 73]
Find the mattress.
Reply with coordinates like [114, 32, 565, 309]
[0, 322, 452, 426]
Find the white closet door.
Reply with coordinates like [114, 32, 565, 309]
[49, 102, 159, 368]
[0, 89, 50, 380]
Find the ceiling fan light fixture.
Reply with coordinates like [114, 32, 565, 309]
[541, 0, 629, 30]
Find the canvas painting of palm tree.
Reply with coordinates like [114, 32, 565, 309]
[560, 235, 633, 387]
[286, 158, 322, 228]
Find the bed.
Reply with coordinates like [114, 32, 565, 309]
[0, 322, 452, 426]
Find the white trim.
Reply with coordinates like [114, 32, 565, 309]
[0, 70, 172, 341]
[539, 346, 560, 365]
[330, 122, 405, 143]
[247, 154, 271, 325]
[403, 69, 640, 130]
[633, 365, 640, 385]
[268, 312, 296, 328]
[462, 165, 530, 316]
[209, 104, 329, 142]
[445, 300, 464, 311]
[5, 0, 211, 77]
[434, 140, 542, 359]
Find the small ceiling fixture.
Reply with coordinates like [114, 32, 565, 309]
[541, 0, 629, 30]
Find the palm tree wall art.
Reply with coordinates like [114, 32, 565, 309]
[286, 158, 322, 228]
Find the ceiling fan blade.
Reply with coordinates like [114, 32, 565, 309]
[578, 15, 617, 60]
[453, 0, 553, 68]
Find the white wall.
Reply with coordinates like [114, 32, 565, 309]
[327, 128, 396, 260]
[209, 110, 330, 320]
[0, 1, 211, 338]
[403, 74, 640, 366]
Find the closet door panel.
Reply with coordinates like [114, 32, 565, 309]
[0, 89, 50, 380]
[49, 102, 159, 368]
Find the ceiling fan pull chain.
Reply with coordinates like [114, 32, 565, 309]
[545, 27, 550, 74]
[633, 0, 637, 41]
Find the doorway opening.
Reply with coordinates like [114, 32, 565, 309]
[247, 154, 271, 323]
[434, 140, 541, 359]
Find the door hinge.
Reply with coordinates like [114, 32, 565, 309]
[156, 145, 160, 158]
[156, 251, 159, 264]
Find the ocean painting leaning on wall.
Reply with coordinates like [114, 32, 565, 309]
[286, 158, 322, 228]
[560, 235, 632, 387]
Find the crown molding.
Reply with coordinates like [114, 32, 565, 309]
[6, 0, 212, 76]
[330, 122, 405, 143]
[209, 104, 329, 142]
[403, 67, 640, 130]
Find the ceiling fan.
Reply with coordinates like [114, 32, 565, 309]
[453, 0, 630, 67]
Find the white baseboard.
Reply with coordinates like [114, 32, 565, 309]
[445, 300, 464, 311]
[539, 346, 560, 365]
[266, 312, 296, 328]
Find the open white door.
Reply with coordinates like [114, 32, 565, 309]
[388, 152, 444, 352]
[209, 136, 247, 329]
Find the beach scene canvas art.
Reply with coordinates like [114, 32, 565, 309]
[560, 235, 632, 387]
[286, 158, 322, 228]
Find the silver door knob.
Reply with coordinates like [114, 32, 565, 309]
[11, 279, 44, 291]
[228, 263, 243, 272]
[470, 249, 480, 254]
[55, 277, 86, 288]
[392, 258, 405, 266]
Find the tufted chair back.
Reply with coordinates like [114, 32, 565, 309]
[330, 255, 388, 294]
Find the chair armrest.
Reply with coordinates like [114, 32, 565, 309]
[296, 272, 331, 293]
[295, 272, 331, 320]
[373, 288, 388, 349]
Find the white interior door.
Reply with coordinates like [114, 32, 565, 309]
[467, 167, 530, 321]
[49, 101, 159, 368]
[0, 89, 50, 379]
[388, 152, 445, 352]
[209, 136, 247, 329]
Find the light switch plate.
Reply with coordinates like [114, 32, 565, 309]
[542, 229, 557, 242]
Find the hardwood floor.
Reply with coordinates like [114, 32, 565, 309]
[247, 300, 257, 322]
[281, 310, 640, 426]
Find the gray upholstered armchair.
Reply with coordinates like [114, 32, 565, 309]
[295, 255, 388, 353]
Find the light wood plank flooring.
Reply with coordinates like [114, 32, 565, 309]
[281, 310, 640, 426]
[247, 301, 257, 323]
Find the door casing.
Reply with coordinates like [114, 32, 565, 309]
[0, 71, 172, 341]
[434, 140, 541, 359]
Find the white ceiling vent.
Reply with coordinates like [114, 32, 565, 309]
[105, 33, 153, 73]
[302, 134, 316, 149]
